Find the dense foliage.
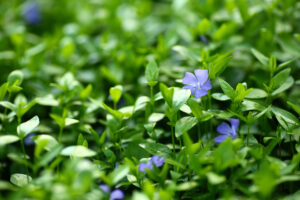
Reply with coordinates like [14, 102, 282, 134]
[1, 0, 300, 199]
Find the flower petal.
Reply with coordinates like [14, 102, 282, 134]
[216, 122, 232, 135]
[99, 184, 110, 193]
[194, 88, 208, 98]
[194, 69, 209, 85]
[182, 72, 197, 85]
[214, 135, 229, 143]
[138, 161, 153, 173]
[183, 85, 196, 94]
[230, 118, 239, 131]
[202, 79, 212, 90]
[110, 189, 125, 200]
[151, 155, 165, 167]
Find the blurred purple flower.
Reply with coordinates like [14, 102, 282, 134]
[182, 69, 212, 98]
[214, 118, 239, 143]
[139, 155, 165, 172]
[151, 155, 165, 167]
[99, 184, 124, 200]
[99, 184, 110, 193]
[24, 133, 36, 146]
[139, 161, 153, 173]
[23, 3, 41, 25]
[110, 189, 124, 200]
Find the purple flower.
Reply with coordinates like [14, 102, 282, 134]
[139, 155, 165, 172]
[182, 69, 212, 98]
[151, 155, 165, 167]
[138, 161, 153, 172]
[110, 189, 125, 200]
[23, 3, 41, 25]
[214, 118, 239, 143]
[99, 185, 124, 200]
[24, 133, 36, 146]
[99, 184, 110, 193]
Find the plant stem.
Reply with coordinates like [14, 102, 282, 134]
[20, 139, 30, 182]
[58, 126, 63, 143]
[171, 125, 175, 153]
[247, 124, 250, 146]
[150, 85, 154, 110]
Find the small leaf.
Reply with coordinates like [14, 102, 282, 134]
[272, 76, 294, 96]
[17, 116, 39, 139]
[0, 135, 19, 146]
[271, 68, 291, 90]
[159, 83, 174, 108]
[175, 116, 198, 137]
[145, 59, 159, 86]
[218, 79, 235, 99]
[206, 172, 226, 185]
[109, 165, 130, 184]
[110, 85, 123, 104]
[61, 145, 96, 157]
[148, 113, 164, 123]
[287, 101, 300, 116]
[10, 173, 32, 187]
[246, 88, 268, 99]
[36, 95, 59, 106]
[172, 88, 191, 112]
[65, 118, 79, 127]
[251, 48, 268, 66]
[271, 106, 299, 130]
[8, 70, 23, 86]
[33, 134, 58, 151]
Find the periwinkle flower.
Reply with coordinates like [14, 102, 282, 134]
[139, 155, 165, 172]
[99, 184, 110, 193]
[23, 3, 41, 25]
[138, 161, 153, 173]
[24, 133, 36, 146]
[182, 69, 212, 98]
[99, 184, 124, 200]
[151, 155, 165, 167]
[110, 189, 125, 200]
[214, 118, 239, 143]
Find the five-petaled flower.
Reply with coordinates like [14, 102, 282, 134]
[23, 3, 41, 25]
[214, 118, 239, 143]
[99, 184, 125, 200]
[139, 155, 165, 172]
[182, 69, 212, 98]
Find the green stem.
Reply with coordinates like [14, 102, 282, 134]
[171, 125, 175, 153]
[150, 86, 154, 110]
[247, 124, 250, 146]
[197, 122, 201, 142]
[20, 139, 30, 182]
[58, 126, 63, 143]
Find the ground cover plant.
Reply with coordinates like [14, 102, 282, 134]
[1, 0, 300, 199]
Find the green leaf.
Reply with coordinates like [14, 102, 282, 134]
[271, 106, 299, 130]
[236, 0, 249, 23]
[251, 48, 269, 66]
[0, 135, 19, 146]
[17, 116, 39, 139]
[0, 83, 8, 101]
[110, 85, 123, 104]
[172, 88, 191, 112]
[140, 142, 172, 157]
[287, 101, 300, 116]
[176, 181, 198, 191]
[272, 76, 294, 96]
[33, 134, 58, 151]
[198, 18, 211, 34]
[10, 173, 32, 187]
[109, 165, 130, 184]
[0, 101, 16, 111]
[175, 116, 198, 137]
[212, 93, 230, 101]
[246, 88, 268, 99]
[209, 51, 232, 79]
[206, 172, 226, 185]
[218, 79, 235, 99]
[36, 95, 59, 106]
[61, 145, 96, 157]
[148, 113, 164, 123]
[145, 59, 159, 86]
[271, 68, 291, 90]
[80, 84, 93, 99]
[7, 70, 23, 86]
[159, 83, 174, 108]
[65, 118, 79, 127]
[187, 98, 203, 118]
[102, 102, 123, 121]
